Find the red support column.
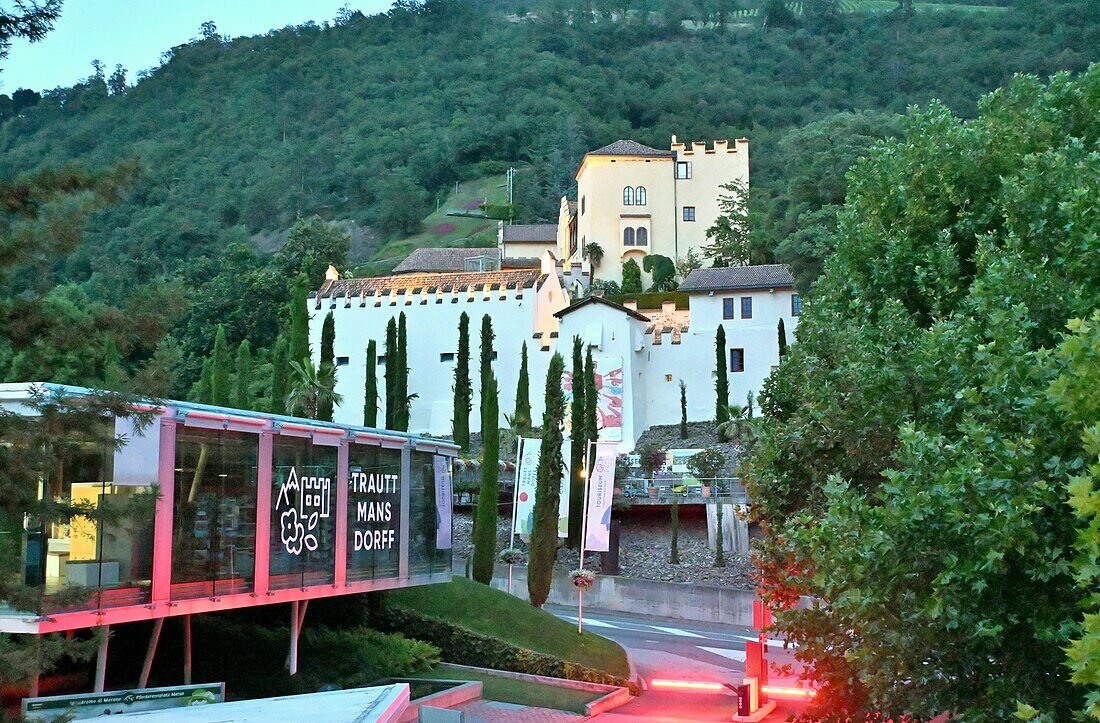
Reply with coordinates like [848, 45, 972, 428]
[334, 441, 349, 588]
[254, 431, 273, 595]
[151, 419, 176, 604]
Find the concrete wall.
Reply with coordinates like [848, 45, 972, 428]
[485, 564, 759, 627]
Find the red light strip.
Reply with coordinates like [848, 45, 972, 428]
[761, 685, 816, 698]
[187, 410, 266, 426]
[650, 679, 726, 692]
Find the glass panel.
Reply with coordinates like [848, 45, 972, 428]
[171, 428, 258, 600]
[40, 418, 156, 614]
[269, 436, 337, 589]
[346, 444, 402, 582]
[408, 452, 451, 576]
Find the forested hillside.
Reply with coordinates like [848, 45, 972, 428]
[1, 0, 1097, 400]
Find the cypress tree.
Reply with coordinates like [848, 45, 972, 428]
[680, 380, 688, 439]
[777, 318, 788, 358]
[528, 352, 565, 608]
[583, 347, 598, 448]
[715, 502, 726, 567]
[395, 312, 409, 431]
[235, 339, 253, 410]
[471, 374, 500, 584]
[102, 337, 124, 391]
[271, 335, 288, 414]
[715, 325, 730, 424]
[746, 391, 754, 419]
[479, 314, 494, 386]
[211, 325, 232, 407]
[288, 273, 311, 366]
[453, 312, 471, 449]
[364, 339, 378, 427]
[567, 337, 586, 548]
[513, 341, 531, 435]
[198, 358, 213, 405]
[384, 317, 398, 429]
[317, 312, 336, 421]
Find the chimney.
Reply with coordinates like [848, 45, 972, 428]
[325, 264, 340, 281]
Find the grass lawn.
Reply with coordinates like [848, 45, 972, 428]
[386, 577, 630, 678]
[409, 663, 604, 714]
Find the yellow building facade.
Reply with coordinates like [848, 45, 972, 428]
[557, 136, 749, 287]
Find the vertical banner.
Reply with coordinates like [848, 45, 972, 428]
[433, 455, 453, 549]
[513, 438, 541, 535]
[558, 437, 571, 538]
[583, 442, 618, 552]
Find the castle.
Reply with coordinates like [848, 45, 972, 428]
[309, 136, 799, 451]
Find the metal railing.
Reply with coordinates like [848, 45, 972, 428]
[617, 476, 748, 503]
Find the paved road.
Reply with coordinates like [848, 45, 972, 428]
[545, 605, 807, 721]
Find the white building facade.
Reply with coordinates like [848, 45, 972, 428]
[310, 136, 798, 451]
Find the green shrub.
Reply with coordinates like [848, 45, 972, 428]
[301, 626, 440, 689]
[606, 291, 689, 310]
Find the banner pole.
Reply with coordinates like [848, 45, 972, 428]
[509, 438, 524, 595]
[578, 439, 596, 634]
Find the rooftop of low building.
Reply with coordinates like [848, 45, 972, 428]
[501, 223, 558, 243]
[392, 246, 500, 274]
[315, 267, 541, 300]
[586, 139, 675, 158]
[678, 264, 795, 293]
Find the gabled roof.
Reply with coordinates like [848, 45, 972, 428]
[586, 139, 675, 158]
[553, 295, 650, 322]
[393, 247, 500, 274]
[501, 224, 558, 243]
[679, 265, 796, 293]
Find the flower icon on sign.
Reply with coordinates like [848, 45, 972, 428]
[281, 508, 305, 555]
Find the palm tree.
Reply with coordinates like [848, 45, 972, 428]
[583, 242, 604, 271]
[285, 358, 343, 419]
[716, 403, 753, 444]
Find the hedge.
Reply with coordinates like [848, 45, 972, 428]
[606, 291, 689, 310]
[378, 605, 636, 692]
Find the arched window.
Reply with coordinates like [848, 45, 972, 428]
[623, 187, 634, 206]
[636, 227, 648, 246]
[635, 186, 646, 206]
[623, 227, 635, 246]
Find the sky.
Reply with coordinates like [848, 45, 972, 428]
[1, 0, 393, 93]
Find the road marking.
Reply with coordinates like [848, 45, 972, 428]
[734, 634, 798, 649]
[561, 615, 618, 629]
[699, 646, 747, 662]
[649, 625, 706, 639]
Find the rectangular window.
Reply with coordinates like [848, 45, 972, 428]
[792, 294, 802, 316]
[676, 161, 692, 180]
[730, 348, 745, 373]
[269, 436, 337, 590]
[440, 353, 455, 363]
[683, 206, 696, 222]
[722, 298, 736, 320]
[741, 297, 753, 319]
[336, 356, 349, 367]
[408, 452, 452, 576]
[346, 444, 402, 582]
[171, 427, 258, 600]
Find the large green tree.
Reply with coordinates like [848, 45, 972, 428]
[317, 311, 336, 422]
[275, 216, 351, 286]
[512, 340, 531, 436]
[383, 317, 397, 429]
[471, 376, 500, 584]
[567, 337, 586, 547]
[714, 326, 729, 424]
[234, 339, 253, 410]
[364, 339, 378, 427]
[211, 325, 232, 407]
[453, 312, 471, 450]
[528, 352, 565, 608]
[745, 67, 1100, 721]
